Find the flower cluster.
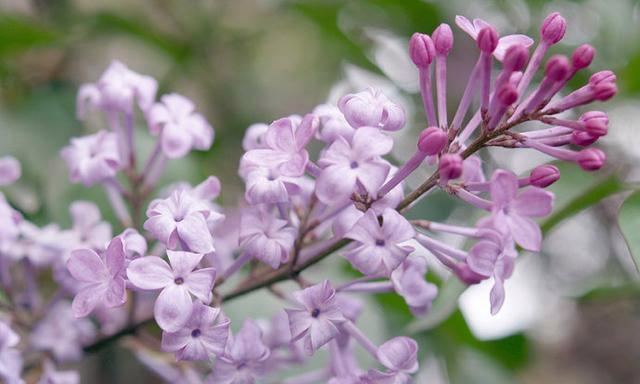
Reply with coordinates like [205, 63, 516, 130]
[0, 12, 616, 383]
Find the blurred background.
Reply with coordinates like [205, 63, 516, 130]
[1, 0, 640, 383]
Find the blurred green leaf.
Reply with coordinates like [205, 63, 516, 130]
[0, 15, 60, 56]
[541, 171, 627, 234]
[618, 190, 640, 272]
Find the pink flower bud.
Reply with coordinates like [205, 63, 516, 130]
[496, 84, 518, 106]
[417, 127, 447, 155]
[576, 148, 606, 171]
[580, 111, 608, 137]
[593, 82, 617, 101]
[439, 153, 463, 180]
[572, 44, 595, 69]
[571, 131, 599, 146]
[432, 23, 453, 55]
[409, 33, 435, 68]
[503, 45, 529, 71]
[529, 164, 560, 187]
[540, 12, 566, 44]
[477, 27, 499, 53]
[545, 55, 570, 82]
[589, 70, 616, 86]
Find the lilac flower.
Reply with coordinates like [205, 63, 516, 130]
[243, 166, 304, 205]
[489, 170, 554, 251]
[242, 123, 269, 150]
[126, 250, 216, 331]
[0, 322, 23, 384]
[364, 337, 419, 384]
[285, 280, 346, 355]
[60, 131, 122, 187]
[338, 88, 406, 131]
[391, 255, 438, 316]
[207, 319, 270, 384]
[242, 115, 318, 177]
[316, 127, 392, 204]
[66, 236, 127, 317]
[344, 208, 414, 276]
[466, 222, 517, 314]
[455, 16, 533, 61]
[68, 201, 112, 251]
[119, 228, 147, 262]
[0, 193, 21, 251]
[38, 360, 80, 384]
[77, 60, 157, 117]
[239, 208, 296, 269]
[144, 189, 215, 254]
[31, 301, 96, 362]
[313, 103, 354, 143]
[161, 301, 230, 361]
[0, 156, 20, 186]
[148, 93, 214, 159]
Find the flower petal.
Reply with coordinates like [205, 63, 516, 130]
[512, 188, 554, 218]
[176, 214, 214, 254]
[67, 249, 106, 283]
[507, 215, 542, 252]
[127, 256, 174, 290]
[184, 268, 216, 303]
[154, 285, 193, 332]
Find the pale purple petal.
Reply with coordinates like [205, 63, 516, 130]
[512, 188, 554, 218]
[507, 215, 542, 252]
[154, 285, 193, 332]
[184, 268, 216, 303]
[127, 256, 174, 290]
[490, 170, 518, 208]
[176, 214, 214, 253]
[67, 249, 106, 283]
[167, 250, 204, 277]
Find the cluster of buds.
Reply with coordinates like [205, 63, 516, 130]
[0, 11, 615, 384]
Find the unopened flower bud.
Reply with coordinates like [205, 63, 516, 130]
[529, 164, 560, 187]
[540, 12, 566, 44]
[496, 84, 518, 106]
[503, 45, 529, 72]
[455, 264, 486, 285]
[593, 82, 617, 101]
[432, 24, 453, 55]
[572, 44, 595, 69]
[571, 131, 599, 146]
[477, 27, 499, 53]
[409, 33, 435, 68]
[417, 127, 447, 155]
[589, 70, 616, 86]
[439, 153, 463, 180]
[545, 55, 570, 82]
[576, 148, 606, 171]
[580, 111, 608, 137]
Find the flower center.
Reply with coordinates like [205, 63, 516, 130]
[191, 329, 201, 338]
[350, 161, 359, 169]
[311, 308, 320, 318]
[174, 277, 184, 285]
[375, 239, 386, 246]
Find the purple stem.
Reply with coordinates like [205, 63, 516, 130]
[377, 151, 427, 198]
[415, 233, 468, 261]
[103, 179, 132, 227]
[340, 281, 394, 293]
[419, 69, 438, 127]
[516, 42, 549, 97]
[342, 320, 379, 359]
[454, 187, 493, 211]
[435, 54, 448, 128]
[220, 252, 253, 281]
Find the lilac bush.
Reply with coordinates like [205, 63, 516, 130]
[0, 12, 617, 383]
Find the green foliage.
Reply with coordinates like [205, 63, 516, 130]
[0, 15, 60, 56]
[618, 190, 640, 272]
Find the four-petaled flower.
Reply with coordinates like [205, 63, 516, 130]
[161, 301, 230, 361]
[338, 88, 406, 131]
[489, 170, 554, 251]
[239, 208, 296, 269]
[207, 319, 270, 384]
[242, 115, 317, 177]
[147, 93, 214, 159]
[391, 255, 438, 316]
[144, 189, 216, 254]
[345, 208, 415, 276]
[60, 131, 122, 187]
[285, 280, 346, 355]
[364, 336, 419, 383]
[316, 127, 392, 204]
[66, 237, 127, 318]
[126, 250, 216, 331]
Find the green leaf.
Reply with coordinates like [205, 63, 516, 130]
[541, 171, 627, 234]
[618, 190, 640, 272]
[0, 16, 60, 56]
[407, 277, 466, 333]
